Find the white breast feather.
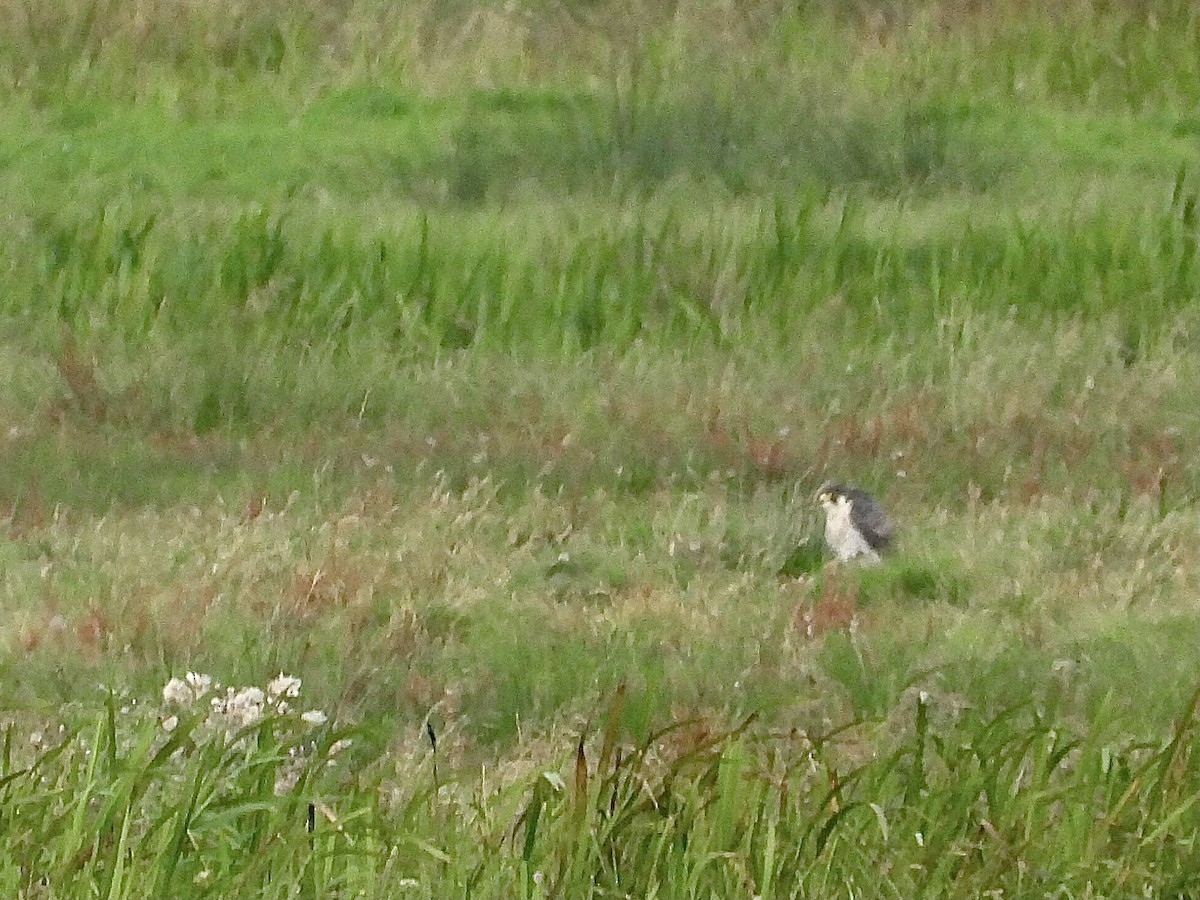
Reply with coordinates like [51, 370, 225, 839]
[823, 497, 881, 564]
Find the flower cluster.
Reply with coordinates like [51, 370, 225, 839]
[159, 671, 349, 793]
[161, 671, 213, 707]
[161, 671, 329, 731]
[214, 685, 267, 729]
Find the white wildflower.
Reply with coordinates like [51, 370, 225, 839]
[185, 672, 213, 697]
[164, 672, 214, 706]
[162, 678, 193, 706]
[267, 673, 302, 700]
[274, 746, 308, 795]
[162, 715, 179, 732]
[300, 710, 328, 727]
[223, 687, 266, 728]
[241, 686, 266, 705]
[274, 761, 304, 795]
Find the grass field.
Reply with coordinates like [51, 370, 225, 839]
[2, 0, 1200, 895]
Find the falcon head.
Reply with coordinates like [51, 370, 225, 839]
[815, 482, 851, 508]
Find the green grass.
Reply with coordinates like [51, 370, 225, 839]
[8, 683, 1200, 897]
[2, 0, 1200, 895]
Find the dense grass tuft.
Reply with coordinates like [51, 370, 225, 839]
[8, 684, 1200, 897]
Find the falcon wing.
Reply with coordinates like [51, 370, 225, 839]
[846, 489, 894, 552]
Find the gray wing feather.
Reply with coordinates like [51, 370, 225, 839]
[846, 488, 895, 551]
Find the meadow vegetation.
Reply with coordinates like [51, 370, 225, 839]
[1, 0, 1200, 895]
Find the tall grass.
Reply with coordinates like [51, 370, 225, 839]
[1, 0, 1197, 107]
[0, 0, 1194, 426]
[8, 184, 1198, 345]
[7, 684, 1200, 898]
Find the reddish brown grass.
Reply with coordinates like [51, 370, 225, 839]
[794, 570, 859, 640]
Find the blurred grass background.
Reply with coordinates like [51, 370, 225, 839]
[4, 1, 1200, 895]
[0, 0, 1198, 758]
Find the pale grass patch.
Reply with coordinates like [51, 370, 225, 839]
[1, 320, 1199, 757]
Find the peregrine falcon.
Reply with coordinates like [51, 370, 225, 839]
[815, 482, 895, 564]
